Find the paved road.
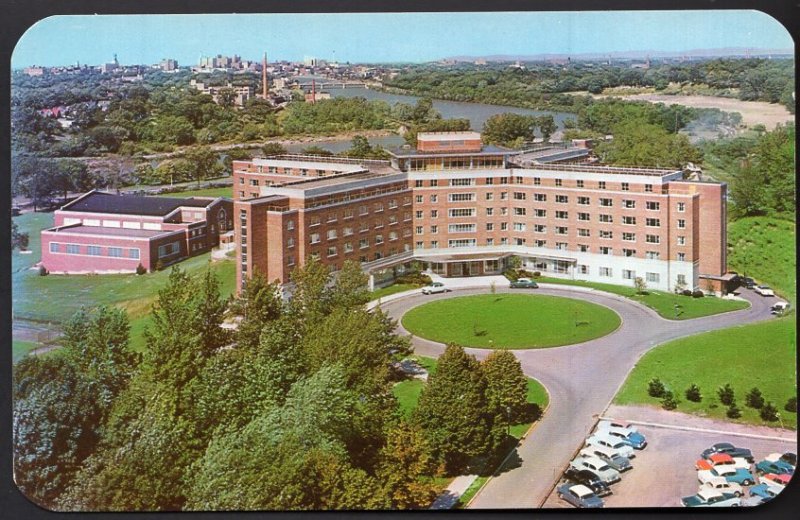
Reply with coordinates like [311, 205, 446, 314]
[379, 285, 777, 509]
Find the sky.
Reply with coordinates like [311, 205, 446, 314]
[11, 10, 794, 68]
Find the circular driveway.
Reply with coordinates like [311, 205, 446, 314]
[379, 284, 776, 508]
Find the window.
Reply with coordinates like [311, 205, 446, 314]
[415, 241, 424, 249]
[622, 269, 635, 280]
[415, 210, 423, 219]
[486, 238, 494, 245]
[310, 233, 321, 244]
[327, 229, 337, 240]
[430, 225, 439, 234]
[486, 223, 494, 231]
[622, 216, 636, 225]
[513, 222, 526, 232]
[577, 196, 590, 205]
[500, 222, 508, 231]
[375, 235, 384, 244]
[249, 179, 259, 186]
[677, 219, 686, 229]
[389, 199, 398, 209]
[598, 181, 606, 190]
[415, 195, 423, 203]
[555, 178, 562, 187]
[579, 265, 589, 274]
[599, 230, 613, 239]
[415, 226, 424, 235]
[645, 184, 653, 193]
[534, 193, 546, 202]
[535, 240, 546, 247]
[449, 208, 476, 217]
[415, 180, 424, 188]
[344, 242, 354, 253]
[556, 242, 568, 250]
[623, 248, 636, 257]
[578, 228, 590, 237]
[534, 224, 546, 233]
[448, 193, 476, 202]
[646, 272, 660, 283]
[555, 195, 568, 203]
[535, 209, 547, 217]
[578, 244, 589, 252]
[556, 226, 568, 235]
[599, 214, 613, 223]
[360, 238, 369, 249]
[87, 245, 102, 256]
[359, 205, 369, 216]
[513, 192, 526, 200]
[360, 222, 369, 232]
[677, 252, 686, 261]
[500, 192, 508, 200]
[599, 198, 613, 207]
[374, 220, 384, 229]
[577, 180, 584, 188]
[623, 199, 636, 209]
[600, 267, 612, 277]
[287, 220, 296, 230]
[403, 212, 412, 221]
[499, 177, 508, 184]
[430, 179, 438, 187]
[621, 182, 629, 191]
[430, 210, 438, 219]
[500, 208, 509, 216]
[486, 208, 494, 216]
[485, 192, 494, 201]
[646, 201, 660, 210]
[450, 178, 475, 186]
[430, 194, 438, 203]
[514, 207, 526, 216]
[374, 203, 384, 213]
[50, 243, 60, 253]
[645, 251, 660, 260]
[577, 212, 590, 221]
[556, 210, 568, 219]
[485, 177, 495, 185]
[500, 237, 509, 245]
[129, 248, 139, 259]
[677, 236, 686, 245]
[327, 246, 338, 257]
[623, 232, 636, 242]
[287, 237, 295, 248]
[600, 246, 612, 255]
[449, 239, 477, 248]
[430, 240, 439, 248]
[533, 177, 541, 185]
[239, 177, 245, 184]
[157, 242, 179, 258]
[646, 234, 661, 244]
[646, 218, 661, 227]
[343, 227, 354, 236]
[677, 202, 686, 212]
[388, 215, 398, 226]
[66, 244, 80, 255]
[677, 274, 687, 285]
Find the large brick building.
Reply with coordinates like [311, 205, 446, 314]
[40, 191, 233, 274]
[233, 132, 728, 293]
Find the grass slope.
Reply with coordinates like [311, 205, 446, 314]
[614, 317, 796, 428]
[370, 283, 423, 301]
[727, 217, 796, 303]
[156, 186, 233, 199]
[402, 294, 620, 349]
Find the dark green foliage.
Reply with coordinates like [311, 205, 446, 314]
[340, 135, 389, 159]
[717, 384, 735, 406]
[594, 121, 701, 169]
[11, 221, 29, 250]
[745, 387, 765, 409]
[281, 97, 391, 134]
[482, 113, 559, 147]
[726, 402, 742, 419]
[377, 422, 438, 509]
[482, 351, 529, 424]
[759, 402, 779, 422]
[231, 269, 283, 352]
[661, 390, 679, 410]
[647, 377, 666, 398]
[692, 290, 705, 298]
[685, 384, 702, 402]
[261, 142, 287, 156]
[135, 263, 146, 275]
[785, 397, 797, 413]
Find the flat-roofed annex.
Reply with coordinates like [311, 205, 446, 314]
[417, 131, 482, 142]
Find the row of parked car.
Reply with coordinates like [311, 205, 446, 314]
[681, 442, 795, 507]
[555, 420, 648, 508]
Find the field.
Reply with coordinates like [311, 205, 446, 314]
[536, 277, 749, 319]
[370, 283, 423, 301]
[727, 217, 796, 303]
[614, 317, 796, 429]
[402, 294, 620, 349]
[156, 186, 233, 199]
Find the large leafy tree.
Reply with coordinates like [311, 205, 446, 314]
[377, 422, 438, 509]
[595, 121, 702, 169]
[481, 351, 529, 444]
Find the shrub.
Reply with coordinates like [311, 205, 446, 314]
[38, 265, 49, 276]
[135, 263, 147, 276]
[396, 272, 432, 285]
[661, 390, 678, 410]
[760, 402, 779, 422]
[681, 289, 693, 297]
[532, 271, 542, 278]
[685, 384, 702, 402]
[647, 378, 666, 398]
[745, 387, 765, 409]
[692, 290, 705, 298]
[503, 269, 520, 282]
[726, 402, 742, 419]
[785, 397, 797, 413]
[717, 384, 735, 406]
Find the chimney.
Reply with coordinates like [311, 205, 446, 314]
[262, 52, 268, 99]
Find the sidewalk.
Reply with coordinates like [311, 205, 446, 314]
[429, 474, 478, 510]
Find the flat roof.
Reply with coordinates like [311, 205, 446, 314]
[62, 191, 214, 217]
[522, 163, 680, 177]
[417, 131, 482, 141]
[43, 224, 179, 239]
[388, 144, 514, 158]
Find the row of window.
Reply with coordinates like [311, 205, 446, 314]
[413, 178, 660, 191]
[310, 228, 410, 245]
[415, 223, 685, 244]
[307, 244, 413, 261]
[50, 242, 140, 259]
[308, 222, 412, 243]
[414, 192, 685, 213]
[308, 201, 412, 226]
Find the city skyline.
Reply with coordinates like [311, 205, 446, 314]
[12, 11, 793, 68]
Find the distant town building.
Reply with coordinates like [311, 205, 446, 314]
[23, 66, 45, 76]
[160, 58, 179, 71]
[190, 79, 253, 107]
[100, 54, 120, 74]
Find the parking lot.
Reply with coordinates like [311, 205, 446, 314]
[543, 423, 797, 508]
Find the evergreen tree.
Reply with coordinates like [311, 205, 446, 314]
[288, 256, 331, 326]
[481, 351, 528, 430]
[745, 387, 765, 409]
[231, 269, 283, 352]
[329, 260, 370, 309]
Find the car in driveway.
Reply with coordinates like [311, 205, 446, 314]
[748, 483, 782, 502]
[421, 282, 447, 295]
[698, 466, 756, 486]
[695, 453, 750, 471]
[509, 277, 539, 289]
[602, 426, 647, 450]
[701, 476, 744, 497]
[755, 459, 794, 476]
[562, 467, 611, 497]
[754, 285, 775, 297]
[701, 443, 754, 463]
[580, 446, 632, 472]
[681, 488, 741, 507]
[556, 483, 604, 508]
[759, 473, 791, 489]
[569, 456, 621, 485]
[596, 420, 638, 433]
[742, 277, 756, 289]
[586, 434, 635, 459]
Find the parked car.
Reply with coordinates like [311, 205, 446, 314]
[509, 277, 538, 289]
[741, 496, 766, 507]
[698, 466, 756, 486]
[755, 285, 775, 297]
[701, 476, 744, 497]
[695, 453, 750, 471]
[755, 459, 794, 476]
[748, 483, 782, 502]
[780, 452, 797, 467]
[602, 426, 647, 450]
[681, 489, 741, 507]
[759, 473, 791, 489]
[556, 483, 604, 508]
[596, 420, 638, 433]
[701, 443, 754, 463]
[742, 277, 756, 289]
[421, 282, 447, 295]
[562, 467, 611, 497]
[586, 434, 635, 459]
[580, 446, 632, 472]
[771, 302, 789, 315]
[569, 456, 621, 485]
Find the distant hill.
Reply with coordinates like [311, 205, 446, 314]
[445, 48, 794, 62]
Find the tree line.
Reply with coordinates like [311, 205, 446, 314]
[13, 258, 532, 510]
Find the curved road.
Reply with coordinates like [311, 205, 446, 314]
[379, 284, 776, 508]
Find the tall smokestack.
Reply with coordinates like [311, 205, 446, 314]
[262, 52, 268, 99]
[311, 79, 316, 104]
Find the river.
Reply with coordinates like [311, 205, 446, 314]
[284, 85, 575, 154]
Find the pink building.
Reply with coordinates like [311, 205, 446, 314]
[40, 191, 233, 274]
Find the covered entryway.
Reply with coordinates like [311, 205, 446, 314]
[417, 253, 511, 278]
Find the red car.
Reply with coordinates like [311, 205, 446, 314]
[695, 453, 749, 471]
[760, 473, 791, 489]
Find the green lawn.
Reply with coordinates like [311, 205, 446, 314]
[156, 186, 233, 199]
[537, 277, 750, 319]
[614, 317, 797, 428]
[12, 340, 39, 362]
[728, 217, 796, 303]
[401, 294, 620, 349]
[370, 283, 423, 301]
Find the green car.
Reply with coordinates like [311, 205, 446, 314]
[510, 278, 539, 289]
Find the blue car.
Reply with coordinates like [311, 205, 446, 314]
[602, 426, 647, 450]
[748, 483, 781, 502]
[713, 467, 756, 486]
[755, 460, 794, 476]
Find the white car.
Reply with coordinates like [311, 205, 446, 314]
[421, 282, 447, 295]
[701, 476, 744, 497]
[586, 434, 635, 459]
[596, 420, 638, 433]
[681, 488, 741, 507]
[579, 446, 632, 472]
[569, 456, 621, 485]
[755, 285, 775, 297]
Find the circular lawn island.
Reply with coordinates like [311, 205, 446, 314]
[401, 293, 621, 349]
